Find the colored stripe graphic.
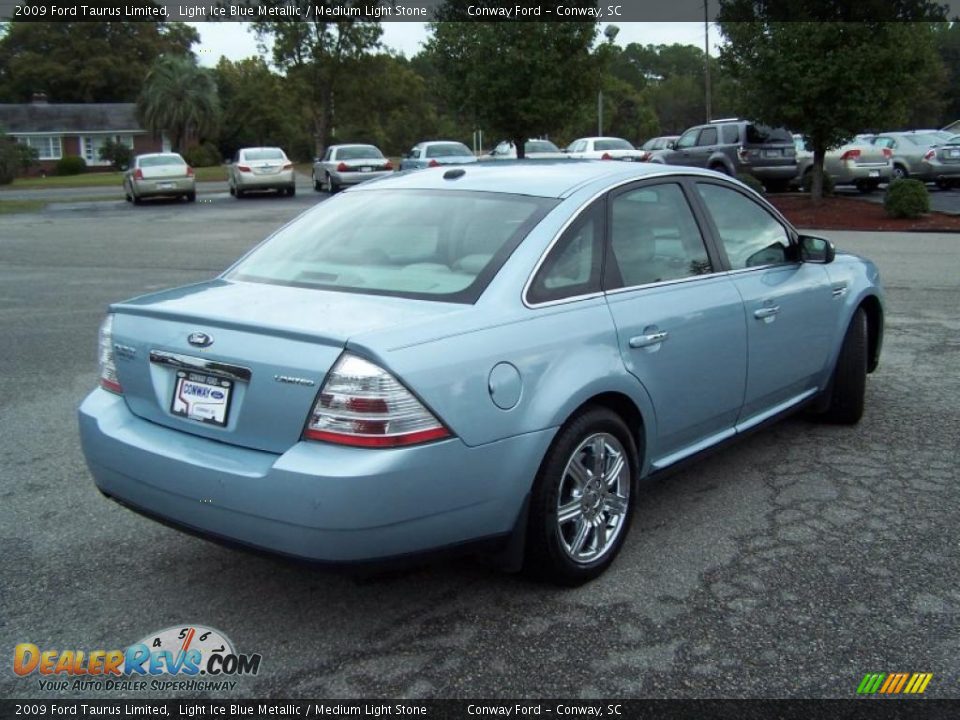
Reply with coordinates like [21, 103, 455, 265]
[857, 672, 932, 694]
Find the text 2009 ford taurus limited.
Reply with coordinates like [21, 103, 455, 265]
[79, 161, 883, 585]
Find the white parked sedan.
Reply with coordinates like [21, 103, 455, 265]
[123, 153, 196, 204]
[485, 139, 565, 160]
[312, 144, 393, 193]
[565, 137, 645, 162]
[229, 147, 296, 198]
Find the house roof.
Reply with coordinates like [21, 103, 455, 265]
[0, 103, 144, 134]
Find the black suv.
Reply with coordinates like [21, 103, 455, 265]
[652, 120, 797, 190]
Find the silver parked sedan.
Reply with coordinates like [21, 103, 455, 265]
[921, 135, 960, 189]
[565, 137, 645, 161]
[312, 144, 393, 193]
[229, 147, 296, 198]
[398, 141, 477, 171]
[793, 134, 892, 192]
[123, 153, 196, 205]
[871, 132, 945, 181]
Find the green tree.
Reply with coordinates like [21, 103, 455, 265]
[934, 21, 960, 126]
[137, 55, 219, 153]
[98, 138, 133, 171]
[426, 13, 597, 158]
[718, 0, 947, 200]
[0, 131, 38, 184]
[252, 3, 382, 155]
[0, 18, 198, 102]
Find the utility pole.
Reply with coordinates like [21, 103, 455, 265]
[704, 0, 712, 122]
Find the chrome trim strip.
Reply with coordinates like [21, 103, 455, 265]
[149, 350, 252, 383]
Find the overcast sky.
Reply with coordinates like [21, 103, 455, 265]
[190, 22, 725, 67]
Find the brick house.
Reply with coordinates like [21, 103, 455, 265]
[0, 94, 169, 175]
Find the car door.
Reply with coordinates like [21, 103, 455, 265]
[602, 180, 747, 467]
[687, 125, 718, 167]
[693, 180, 837, 426]
[665, 127, 701, 167]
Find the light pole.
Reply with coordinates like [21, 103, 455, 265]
[598, 24, 620, 136]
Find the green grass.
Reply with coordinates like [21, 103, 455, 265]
[0, 199, 47, 214]
[1, 164, 228, 190]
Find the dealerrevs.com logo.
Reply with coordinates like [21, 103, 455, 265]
[13, 625, 261, 692]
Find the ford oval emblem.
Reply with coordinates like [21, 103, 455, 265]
[187, 332, 213, 348]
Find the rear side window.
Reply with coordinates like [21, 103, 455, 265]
[745, 124, 793, 144]
[528, 202, 603, 304]
[229, 190, 556, 304]
[607, 184, 712, 288]
[721, 125, 740, 144]
[697, 183, 791, 269]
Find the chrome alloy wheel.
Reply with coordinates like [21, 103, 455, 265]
[555, 433, 630, 564]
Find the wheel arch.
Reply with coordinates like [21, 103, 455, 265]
[859, 294, 883, 373]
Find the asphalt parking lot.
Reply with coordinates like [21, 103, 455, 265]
[1, 195, 958, 700]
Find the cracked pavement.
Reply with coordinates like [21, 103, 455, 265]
[1, 199, 957, 699]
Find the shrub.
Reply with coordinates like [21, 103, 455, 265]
[98, 139, 133, 171]
[884, 179, 929, 219]
[182, 142, 221, 168]
[0, 137, 38, 183]
[801, 168, 835, 195]
[736, 173, 765, 194]
[56, 155, 87, 175]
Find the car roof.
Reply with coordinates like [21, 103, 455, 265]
[136, 152, 184, 160]
[353, 159, 711, 199]
[240, 146, 284, 152]
[420, 140, 467, 146]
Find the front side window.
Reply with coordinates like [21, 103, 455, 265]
[697, 183, 791, 270]
[607, 184, 712, 289]
[527, 202, 603, 304]
[229, 190, 556, 304]
[697, 127, 718, 146]
[676, 129, 700, 149]
[526, 140, 560, 153]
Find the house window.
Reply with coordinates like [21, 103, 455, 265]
[18, 136, 62, 160]
[82, 135, 134, 165]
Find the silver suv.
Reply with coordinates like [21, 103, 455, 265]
[651, 119, 797, 190]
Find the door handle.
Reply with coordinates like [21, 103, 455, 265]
[629, 331, 669, 348]
[753, 306, 780, 319]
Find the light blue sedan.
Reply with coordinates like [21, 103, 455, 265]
[399, 141, 477, 170]
[79, 161, 884, 585]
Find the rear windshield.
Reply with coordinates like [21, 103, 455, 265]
[337, 145, 384, 160]
[243, 149, 285, 161]
[139, 155, 185, 167]
[948, 136, 960, 145]
[227, 190, 557, 303]
[526, 140, 560, 153]
[425, 143, 471, 158]
[745, 124, 793, 144]
[594, 138, 634, 151]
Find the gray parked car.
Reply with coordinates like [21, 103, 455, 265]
[485, 139, 565, 160]
[870, 131, 945, 182]
[123, 153, 195, 205]
[923, 135, 960, 188]
[399, 141, 477, 171]
[312, 144, 393, 193]
[638, 135, 679, 161]
[793, 134, 892, 193]
[229, 147, 295, 198]
[650, 120, 797, 190]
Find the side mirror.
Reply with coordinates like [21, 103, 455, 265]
[798, 235, 835, 264]
[666, 140, 677, 150]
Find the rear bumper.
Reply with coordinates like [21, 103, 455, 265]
[235, 171, 296, 190]
[921, 160, 960, 180]
[78, 388, 553, 563]
[747, 165, 798, 181]
[332, 170, 393, 186]
[833, 164, 892, 184]
[132, 178, 195, 198]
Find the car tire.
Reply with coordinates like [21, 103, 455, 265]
[229, 184, 235, 196]
[187, 192, 196, 202]
[287, 185, 296, 197]
[324, 173, 339, 194]
[235, 188, 245, 199]
[892, 164, 908, 181]
[935, 178, 951, 191]
[313, 172, 323, 192]
[132, 193, 142, 206]
[819, 307, 868, 425]
[710, 163, 730, 176]
[525, 407, 637, 586]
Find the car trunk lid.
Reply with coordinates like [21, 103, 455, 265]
[109, 280, 463, 453]
[140, 163, 189, 180]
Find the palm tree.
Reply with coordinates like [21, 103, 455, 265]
[138, 55, 219, 152]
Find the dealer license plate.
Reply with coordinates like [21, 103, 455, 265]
[869, 170, 880, 178]
[950, 149, 960, 158]
[360, 167, 372, 172]
[158, 182, 175, 189]
[171, 371, 233, 427]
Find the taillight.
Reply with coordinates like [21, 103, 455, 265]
[600, 152, 613, 160]
[639, 151, 650, 161]
[186, 166, 195, 177]
[428, 159, 440, 168]
[282, 162, 293, 170]
[303, 353, 451, 448]
[98, 314, 122, 394]
[237, 165, 252, 173]
[923, 149, 936, 161]
[882, 148, 892, 159]
[133, 168, 143, 180]
[839, 149, 861, 162]
[336, 162, 349, 172]
[384, 160, 393, 170]
[737, 146, 749, 162]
